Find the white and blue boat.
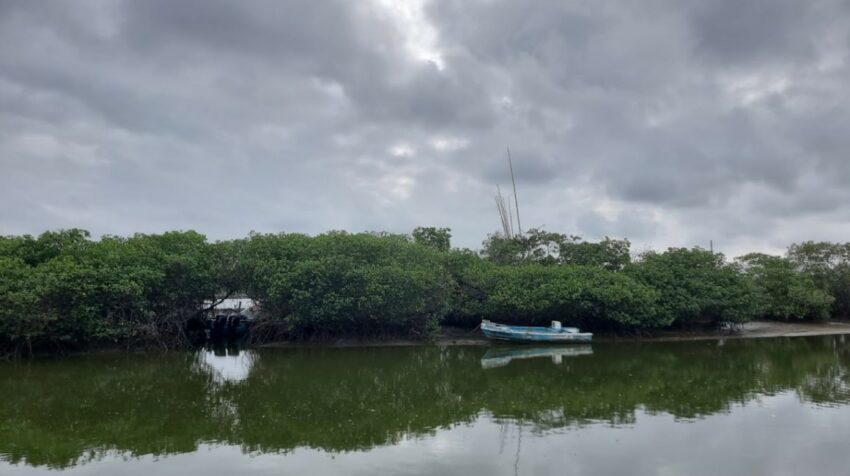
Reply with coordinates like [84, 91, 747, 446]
[481, 320, 593, 343]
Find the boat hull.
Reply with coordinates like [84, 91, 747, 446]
[481, 320, 593, 344]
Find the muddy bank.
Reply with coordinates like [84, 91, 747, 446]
[257, 320, 850, 349]
[624, 320, 850, 342]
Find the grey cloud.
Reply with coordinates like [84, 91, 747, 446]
[689, 0, 828, 66]
[576, 208, 660, 242]
[1, 0, 850, 254]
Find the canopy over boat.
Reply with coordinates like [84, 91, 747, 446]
[481, 320, 593, 343]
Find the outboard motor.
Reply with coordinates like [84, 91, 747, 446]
[225, 315, 239, 339]
[208, 314, 251, 343]
[211, 314, 228, 341]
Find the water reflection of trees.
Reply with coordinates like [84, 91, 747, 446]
[2, 336, 850, 468]
[0, 353, 231, 468]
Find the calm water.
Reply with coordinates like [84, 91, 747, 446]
[2, 336, 850, 475]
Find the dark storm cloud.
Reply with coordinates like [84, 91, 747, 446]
[1, 0, 850, 254]
[689, 0, 824, 66]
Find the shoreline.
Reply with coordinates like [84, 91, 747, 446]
[10, 321, 850, 358]
[258, 320, 850, 349]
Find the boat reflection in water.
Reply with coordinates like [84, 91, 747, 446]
[480, 345, 593, 369]
[194, 346, 257, 383]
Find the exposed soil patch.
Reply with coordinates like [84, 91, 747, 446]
[637, 320, 850, 342]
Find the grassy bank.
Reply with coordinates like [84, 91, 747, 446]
[1, 227, 848, 354]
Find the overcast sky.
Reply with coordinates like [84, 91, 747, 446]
[1, 0, 849, 255]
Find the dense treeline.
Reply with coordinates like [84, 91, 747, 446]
[0, 230, 237, 353]
[0, 227, 848, 352]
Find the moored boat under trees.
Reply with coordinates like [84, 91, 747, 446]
[481, 320, 593, 343]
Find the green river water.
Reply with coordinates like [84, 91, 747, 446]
[2, 335, 850, 475]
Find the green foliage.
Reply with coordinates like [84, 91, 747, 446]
[0, 257, 38, 350]
[479, 233, 531, 265]
[627, 248, 756, 327]
[738, 253, 833, 321]
[559, 237, 631, 271]
[481, 228, 630, 270]
[11, 229, 92, 266]
[519, 228, 570, 264]
[3, 227, 850, 353]
[0, 230, 223, 353]
[480, 228, 570, 265]
[242, 232, 452, 339]
[787, 242, 850, 319]
[411, 227, 451, 252]
[446, 260, 661, 329]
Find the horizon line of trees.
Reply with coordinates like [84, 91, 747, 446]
[1, 227, 849, 354]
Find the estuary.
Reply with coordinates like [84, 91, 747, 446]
[2, 336, 850, 475]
